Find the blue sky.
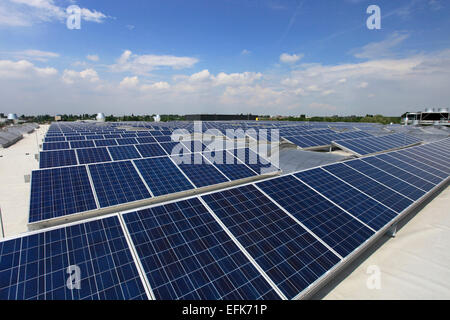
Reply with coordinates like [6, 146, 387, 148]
[0, 0, 449, 116]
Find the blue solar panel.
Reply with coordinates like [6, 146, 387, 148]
[76, 147, 112, 165]
[180, 140, 207, 152]
[203, 185, 343, 299]
[344, 160, 426, 200]
[122, 198, 280, 300]
[231, 148, 279, 175]
[322, 163, 413, 213]
[43, 142, 70, 151]
[361, 156, 435, 192]
[135, 143, 167, 158]
[70, 141, 95, 149]
[94, 139, 118, 147]
[173, 154, 229, 188]
[376, 153, 443, 185]
[66, 136, 86, 141]
[39, 149, 78, 169]
[203, 150, 257, 181]
[257, 175, 374, 257]
[116, 138, 138, 146]
[45, 137, 66, 142]
[88, 161, 151, 208]
[29, 166, 97, 223]
[0, 216, 148, 300]
[133, 157, 195, 196]
[107, 145, 141, 161]
[136, 137, 156, 144]
[383, 152, 448, 179]
[399, 149, 450, 175]
[154, 136, 173, 143]
[159, 142, 190, 155]
[293, 168, 398, 231]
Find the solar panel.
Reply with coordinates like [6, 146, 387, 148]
[76, 147, 112, 165]
[45, 137, 66, 142]
[134, 143, 167, 158]
[136, 137, 156, 144]
[107, 145, 141, 161]
[94, 139, 118, 147]
[203, 150, 257, 181]
[88, 161, 151, 208]
[343, 160, 426, 200]
[116, 138, 138, 146]
[386, 151, 448, 179]
[122, 198, 281, 299]
[39, 149, 78, 169]
[70, 141, 95, 149]
[159, 142, 190, 156]
[361, 156, 435, 192]
[29, 166, 97, 223]
[0, 216, 148, 300]
[256, 175, 374, 257]
[322, 163, 413, 213]
[231, 148, 280, 175]
[133, 157, 195, 196]
[333, 133, 422, 156]
[172, 154, 229, 188]
[154, 136, 173, 143]
[66, 136, 86, 141]
[43, 142, 70, 151]
[293, 168, 398, 231]
[202, 185, 341, 299]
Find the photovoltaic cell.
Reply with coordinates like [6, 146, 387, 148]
[88, 161, 151, 208]
[322, 163, 413, 213]
[202, 185, 341, 299]
[173, 154, 229, 188]
[70, 141, 95, 149]
[76, 147, 112, 165]
[133, 157, 195, 196]
[257, 175, 374, 257]
[294, 168, 398, 231]
[116, 138, 138, 146]
[107, 145, 141, 161]
[29, 166, 97, 223]
[203, 150, 257, 181]
[39, 149, 78, 169]
[136, 137, 156, 144]
[94, 139, 118, 147]
[0, 216, 148, 300]
[343, 160, 425, 200]
[122, 198, 280, 300]
[135, 143, 167, 158]
[43, 142, 70, 151]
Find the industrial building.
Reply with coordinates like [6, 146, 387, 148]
[402, 108, 450, 126]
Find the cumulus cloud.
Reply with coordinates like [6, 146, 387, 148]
[119, 76, 139, 88]
[62, 68, 99, 84]
[280, 53, 303, 64]
[0, 59, 57, 78]
[110, 50, 199, 75]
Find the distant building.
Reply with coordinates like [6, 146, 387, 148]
[402, 108, 450, 126]
[185, 114, 258, 121]
[55, 115, 62, 121]
[96, 113, 106, 122]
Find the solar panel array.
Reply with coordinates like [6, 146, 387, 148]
[33, 125, 281, 226]
[283, 130, 373, 149]
[6, 137, 448, 299]
[332, 133, 422, 156]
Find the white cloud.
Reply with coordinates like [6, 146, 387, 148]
[0, 59, 57, 78]
[141, 81, 170, 91]
[119, 76, 139, 88]
[0, 0, 109, 26]
[1, 49, 59, 62]
[62, 68, 99, 84]
[110, 50, 199, 75]
[280, 53, 303, 64]
[241, 49, 251, 55]
[189, 69, 211, 82]
[213, 71, 262, 86]
[86, 54, 99, 62]
[353, 33, 410, 59]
